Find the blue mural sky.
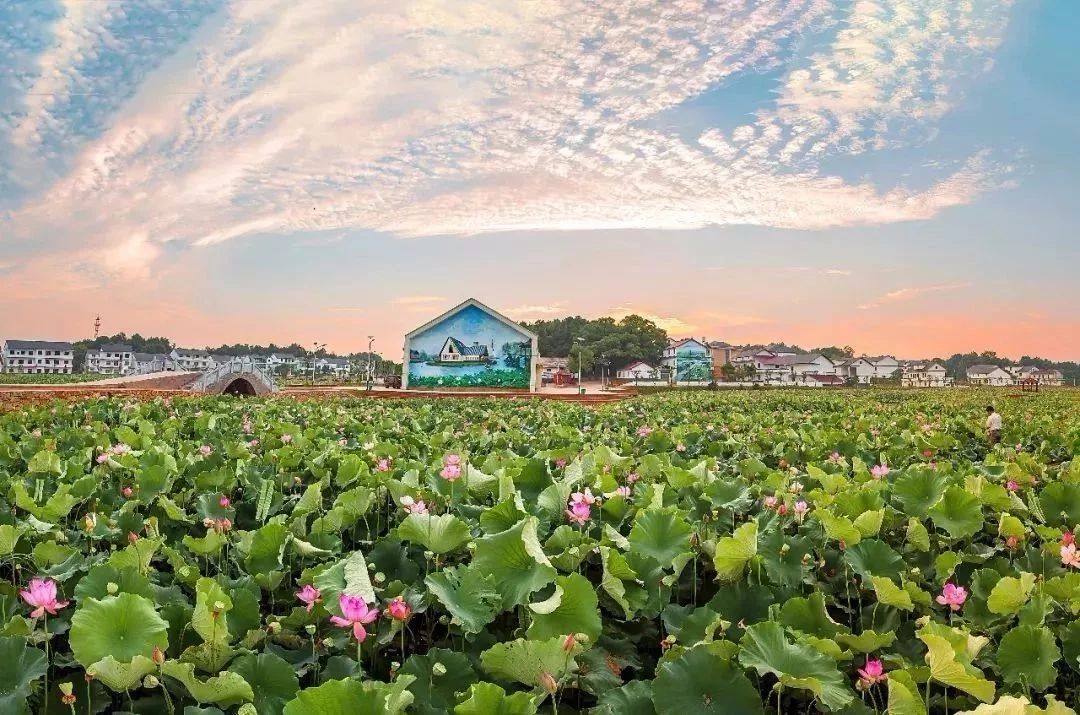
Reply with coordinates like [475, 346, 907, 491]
[408, 305, 530, 361]
[0, 1, 1076, 359]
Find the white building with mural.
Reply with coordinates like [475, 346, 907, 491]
[403, 299, 539, 391]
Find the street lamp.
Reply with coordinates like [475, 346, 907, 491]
[575, 337, 585, 394]
[312, 342, 326, 385]
[366, 336, 375, 391]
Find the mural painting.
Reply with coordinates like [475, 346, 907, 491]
[405, 302, 534, 388]
[674, 342, 712, 382]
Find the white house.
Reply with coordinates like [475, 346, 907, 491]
[617, 361, 661, 380]
[438, 337, 490, 363]
[314, 357, 352, 376]
[133, 353, 176, 374]
[866, 356, 900, 379]
[266, 353, 299, 372]
[791, 354, 837, 382]
[836, 358, 877, 384]
[1, 340, 75, 374]
[171, 348, 214, 371]
[86, 344, 135, 375]
[966, 364, 1015, 386]
[901, 362, 950, 387]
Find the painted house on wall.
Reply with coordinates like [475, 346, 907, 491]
[403, 299, 539, 391]
[661, 338, 712, 383]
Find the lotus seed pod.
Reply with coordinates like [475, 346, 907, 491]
[432, 662, 447, 676]
[143, 675, 160, 689]
[321, 637, 334, 648]
[267, 622, 282, 634]
[305, 624, 317, 635]
[424, 550, 435, 560]
[106, 582, 119, 595]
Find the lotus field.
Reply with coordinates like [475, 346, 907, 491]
[1, 389, 1079, 714]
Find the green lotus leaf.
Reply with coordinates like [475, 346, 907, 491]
[871, 576, 914, 611]
[886, 670, 926, 715]
[479, 635, 584, 689]
[835, 630, 896, 654]
[1038, 483, 1080, 528]
[0, 525, 22, 557]
[628, 508, 692, 566]
[852, 509, 884, 537]
[996, 625, 1060, 692]
[814, 509, 861, 547]
[917, 622, 995, 703]
[74, 564, 153, 601]
[712, 520, 757, 583]
[399, 649, 478, 714]
[425, 564, 500, 634]
[526, 573, 602, 642]
[594, 681, 657, 715]
[229, 652, 300, 715]
[987, 572, 1036, 615]
[929, 487, 984, 540]
[759, 530, 812, 589]
[86, 655, 156, 692]
[69, 593, 169, 667]
[161, 660, 253, 706]
[454, 682, 538, 715]
[0, 635, 47, 712]
[955, 695, 1078, 714]
[778, 592, 846, 638]
[653, 644, 763, 714]
[397, 513, 472, 554]
[600, 546, 642, 619]
[245, 521, 289, 574]
[738, 621, 853, 711]
[844, 539, 905, 581]
[473, 517, 556, 609]
[192, 577, 234, 645]
[282, 677, 415, 715]
[892, 468, 947, 519]
[906, 518, 931, 552]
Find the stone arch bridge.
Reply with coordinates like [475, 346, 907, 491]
[190, 358, 278, 396]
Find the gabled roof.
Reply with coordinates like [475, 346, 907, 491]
[967, 364, 1008, 375]
[707, 341, 733, 348]
[174, 348, 211, 357]
[406, 298, 538, 341]
[793, 353, 834, 365]
[668, 337, 708, 350]
[5, 340, 74, 351]
[621, 360, 657, 371]
[92, 343, 133, 353]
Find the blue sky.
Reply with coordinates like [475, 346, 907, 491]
[0, 0, 1076, 359]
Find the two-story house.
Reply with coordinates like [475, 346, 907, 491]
[86, 344, 135, 375]
[1, 340, 75, 374]
[171, 348, 214, 371]
[791, 353, 838, 383]
[661, 338, 713, 383]
[901, 362, 950, 387]
[966, 364, 1015, 386]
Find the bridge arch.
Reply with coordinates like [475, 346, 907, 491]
[190, 359, 278, 396]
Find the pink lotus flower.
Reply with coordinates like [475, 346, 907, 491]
[20, 578, 69, 618]
[338, 438, 347, 447]
[626, 473, 640, 484]
[439, 463, 462, 481]
[857, 659, 887, 687]
[763, 495, 778, 510]
[376, 458, 390, 472]
[614, 485, 631, 498]
[777, 503, 788, 516]
[199, 445, 213, 457]
[95, 453, 109, 464]
[110, 443, 131, 455]
[280, 434, 293, 444]
[793, 501, 810, 521]
[676, 443, 686, 452]
[566, 500, 592, 526]
[636, 426, 653, 438]
[1062, 544, 1080, 569]
[1015, 443, 1023, 452]
[572, 488, 598, 506]
[871, 464, 889, 479]
[1005, 480, 1019, 492]
[385, 596, 411, 622]
[330, 594, 379, 641]
[554, 459, 567, 469]
[121, 486, 133, 498]
[1063, 531, 1076, 547]
[828, 451, 842, 464]
[219, 495, 231, 508]
[444, 454, 461, 466]
[922, 449, 934, 458]
[296, 585, 322, 612]
[400, 495, 428, 515]
[936, 583, 968, 611]
[247, 439, 259, 448]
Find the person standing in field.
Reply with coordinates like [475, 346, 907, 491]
[985, 405, 1002, 445]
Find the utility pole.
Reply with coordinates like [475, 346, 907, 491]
[366, 336, 374, 391]
[93, 315, 101, 339]
[312, 342, 325, 385]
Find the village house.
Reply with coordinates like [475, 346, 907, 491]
[707, 341, 737, 380]
[836, 357, 876, 384]
[439, 337, 491, 363]
[1028, 368, 1064, 386]
[132, 353, 176, 374]
[791, 353, 837, 382]
[537, 357, 575, 386]
[966, 364, 1015, 386]
[86, 344, 135, 375]
[266, 353, 300, 373]
[1, 339, 75, 374]
[171, 348, 214, 371]
[661, 338, 713, 383]
[314, 357, 352, 376]
[901, 362, 950, 387]
[866, 356, 901, 379]
[617, 361, 661, 381]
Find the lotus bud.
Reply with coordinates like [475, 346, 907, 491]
[368, 562, 377, 571]
[59, 682, 74, 697]
[562, 634, 577, 652]
[143, 675, 160, 689]
[305, 624, 317, 635]
[152, 646, 165, 666]
[466, 542, 477, 551]
[321, 637, 334, 648]
[373, 572, 386, 584]
[423, 550, 435, 561]
[539, 672, 558, 694]
[429, 662, 447, 677]
[780, 544, 790, 555]
[106, 582, 119, 595]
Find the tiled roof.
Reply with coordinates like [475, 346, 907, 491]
[5, 340, 74, 351]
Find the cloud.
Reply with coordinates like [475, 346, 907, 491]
[606, 306, 698, 335]
[503, 304, 567, 318]
[858, 281, 972, 309]
[1, 0, 1017, 274]
[393, 295, 446, 306]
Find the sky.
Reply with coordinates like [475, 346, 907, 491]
[1, 0, 1077, 361]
